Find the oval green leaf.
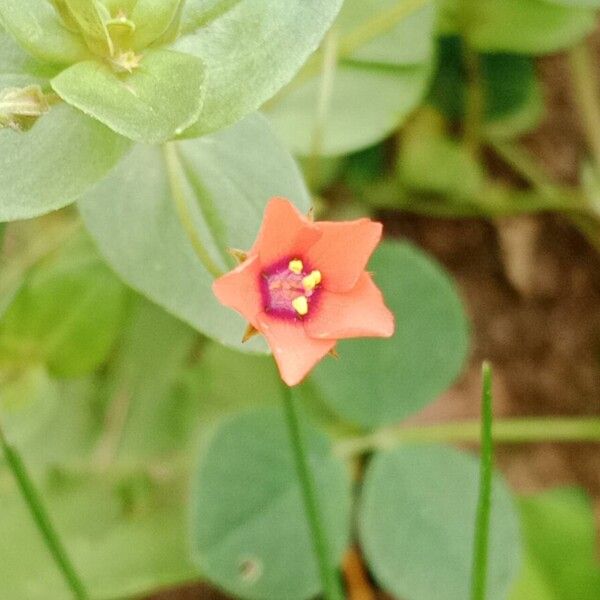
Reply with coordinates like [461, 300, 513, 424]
[311, 241, 470, 429]
[174, 0, 344, 137]
[0, 236, 126, 377]
[51, 49, 205, 143]
[78, 113, 310, 352]
[0, 0, 90, 65]
[0, 102, 131, 222]
[466, 0, 596, 54]
[191, 406, 351, 600]
[359, 445, 522, 600]
[267, 0, 436, 156]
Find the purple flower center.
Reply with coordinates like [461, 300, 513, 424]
[260, 257, 322, 319]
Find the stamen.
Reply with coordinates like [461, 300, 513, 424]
[302, 270, 322, 291]
[288, 259, 303, 274]
[292, 296, 308, 316]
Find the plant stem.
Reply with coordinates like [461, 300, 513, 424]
[470, 363, 493, 600]
[280, 384, 344, 600]
[0, 424, 88, 599]
[569, 41, 600, 173]
[308, 28, 338, 189]
[163, 143, 224, 279]
[265, 0, 427, 109]
[489, 140, 558, 200]
[335, 417, 600, 458]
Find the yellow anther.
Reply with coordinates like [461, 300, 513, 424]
[292, 295, 308, 316]
[302, 270, 322, 291]
[288, 259, 303, 274]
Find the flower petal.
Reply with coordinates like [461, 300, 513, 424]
[257, 313, 335, 386]
[212, 255, 263, 327]
[250, 197, 321, 265]
[306, 220, 382, 292]
[305, 273, 394, 340]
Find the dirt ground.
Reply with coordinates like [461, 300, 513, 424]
[147, 35, 600, 600]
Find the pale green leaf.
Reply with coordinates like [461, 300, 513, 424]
[79, 113, 310, 353]
[269, 63, 432, 157]
[267, 0, 436, 156]
[510, 488, 600, 600]
[464, 0, 596, 54]
[191, 406, 351, 600]
[0, 471, 197, 599]
[0, 30, 57, 88]
[311, 241, 470, 429]
[0, 0, 90, 64]
[0, 235, 127, 377]
[63, 0, 113, 57]
[130, 0, 183, 49]
[0, 364, 59, 446]
[175, 0, 344, 136]
[544, 0, 600, 6]
[51, 49, 205, 143]
[359, 445, 522, 600]
[102, 296, 198, 462]
[0, 103, 131, 222]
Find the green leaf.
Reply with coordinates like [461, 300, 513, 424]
[359, 445, 522, 600]
[399, 112, 484, 200]
[0, 30, 57, 88]
[311, 241, 470, 429]
[269, 63, 432, 157]
[184, 341, 282, 424]
[63, 0, 113, 57]
[0, 0, 90, 65]
[0, 471, 197, 599]
[464, 0, 596, 54]
[51, 49, 205, 143]
[102, 296, 198, 462]
[544, 0, 600, 5]
[267, 0, 436, 156]
[191, 406, 351, 600]
[79, 113, 310, 353]
[0, 235, 127, 377]
[0, 364, 59, 446]
[174, 0, 344, 136]
[429, 37, 544, 139]
[130, 0, 183, 49]
[510, 488, 600, 600]
[0, 102, 131, 222]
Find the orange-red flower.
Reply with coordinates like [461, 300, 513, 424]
[213, 198, 394, 386]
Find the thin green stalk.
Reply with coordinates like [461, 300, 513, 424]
[163, 142, 224, 279]
[308, 28, 338, 188]
[281, 384, 344, 600]
[470, 362, 493, 600]
[335, 417, 600, 458]
[569, 41, 600, 173]
[489, 140, 558, 201]
[0, 424, 88, 599]
[265, 0, 428, 109]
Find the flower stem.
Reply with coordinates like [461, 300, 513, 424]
[470, 362, 493, 600]
[0, 424, 89, 599]
[280, 384, 344, 600]
[335, 417, 600, 458]
[569, 40, 600, 173]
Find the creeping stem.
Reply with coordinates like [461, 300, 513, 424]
[470, 362, 493, 600]
[281, 384, 345, 600]
[0, 423, 89, 600]
[335, 417, 600, 458]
